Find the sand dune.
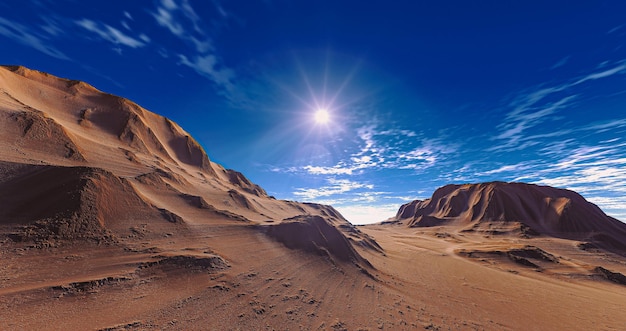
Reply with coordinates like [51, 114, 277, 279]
[2, 65, 626, 330]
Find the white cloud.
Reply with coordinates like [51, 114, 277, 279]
[584, 118, 626, 132]
[446, 132, 626, 222]
[153, 6, 185, 36]
[491, 94, 576, 150]
[573, 62, 626, 85]
[179, 0, 203, 33]
[40, 16, 63, 37]
[352, 155, 372, 164]
[0, 16, 68, 60]
[390, 138, 457, 170]
[550, 56, 570, 70]
[286, 124, 461, 225]
[491, 62, 626, 152]
[303, 165, 355, 175]
[500, 117, 626, 149]
[299, 126, 456, 176]
[396, 147, 437, 165]
[491, 143, 626, 191]
[76, 19, 147, 48]
[586, 196, 626, 221]
[522, 142, 626, 220]
[151, 0, 244, 103]
[189, 37, 212, 53]
[293, 178, 374, 200]
[478, 163, 532, 176]
[152, 0, 209, 51]
[551, 146, 611, 170]
[178, 54, 235, 90]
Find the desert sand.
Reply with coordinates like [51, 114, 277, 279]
[1, 65, 626, 330]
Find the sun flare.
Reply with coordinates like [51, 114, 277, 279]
[314, 109, 330, 124]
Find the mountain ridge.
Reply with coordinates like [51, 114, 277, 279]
[391, 181, 626, 253]
[0, 64, 379, 266]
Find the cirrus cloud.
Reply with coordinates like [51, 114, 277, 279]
[75, 18, 149, 48]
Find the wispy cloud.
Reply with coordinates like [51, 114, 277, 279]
[573, 62, 626, 85]
[153, 0, 204, 39]
[76, 19, 149, 48]
[392, 138, 457, 170]
[291, 178, 423, 224]
[608, 24, 624, 34]
[477, 163, 532, 176]
[491, 94, 576, 151]
[280, 122, 462, 223]
[586, 196, 626, 220]
[470, 138, 626, 221]
[491, 62, 626, 152]
[151, 0, 240, 101]
[297, 126, 457, 176]
[178, 54, 235, 92]
[153, 1, 185, 36]
[536, 142, 626, 189]
[584, 118, 626, 132]
[0, 16, 69, 60]
[293, 178, 373, 200]
[151, 0, 215, 54]
[550, 56, 570, 70]
[303, 165, 355, 175]
[292, 181, 423, 224]
[40, 16, 64, 37]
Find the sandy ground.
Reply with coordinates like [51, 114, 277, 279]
[2, 223, 626, 330]
[2, 65, 626, 330]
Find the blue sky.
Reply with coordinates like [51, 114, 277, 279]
[1, 1, 626, 224]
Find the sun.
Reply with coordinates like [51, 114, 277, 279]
[314, 108, 330, 124]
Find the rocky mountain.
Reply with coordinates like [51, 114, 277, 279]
[0, 65, 378, 266]
[392, 181, 626, 253]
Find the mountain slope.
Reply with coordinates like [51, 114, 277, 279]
[0, 65, 214, 175]
[392, 181, 626, 253]
[0, 64, 378, 265]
